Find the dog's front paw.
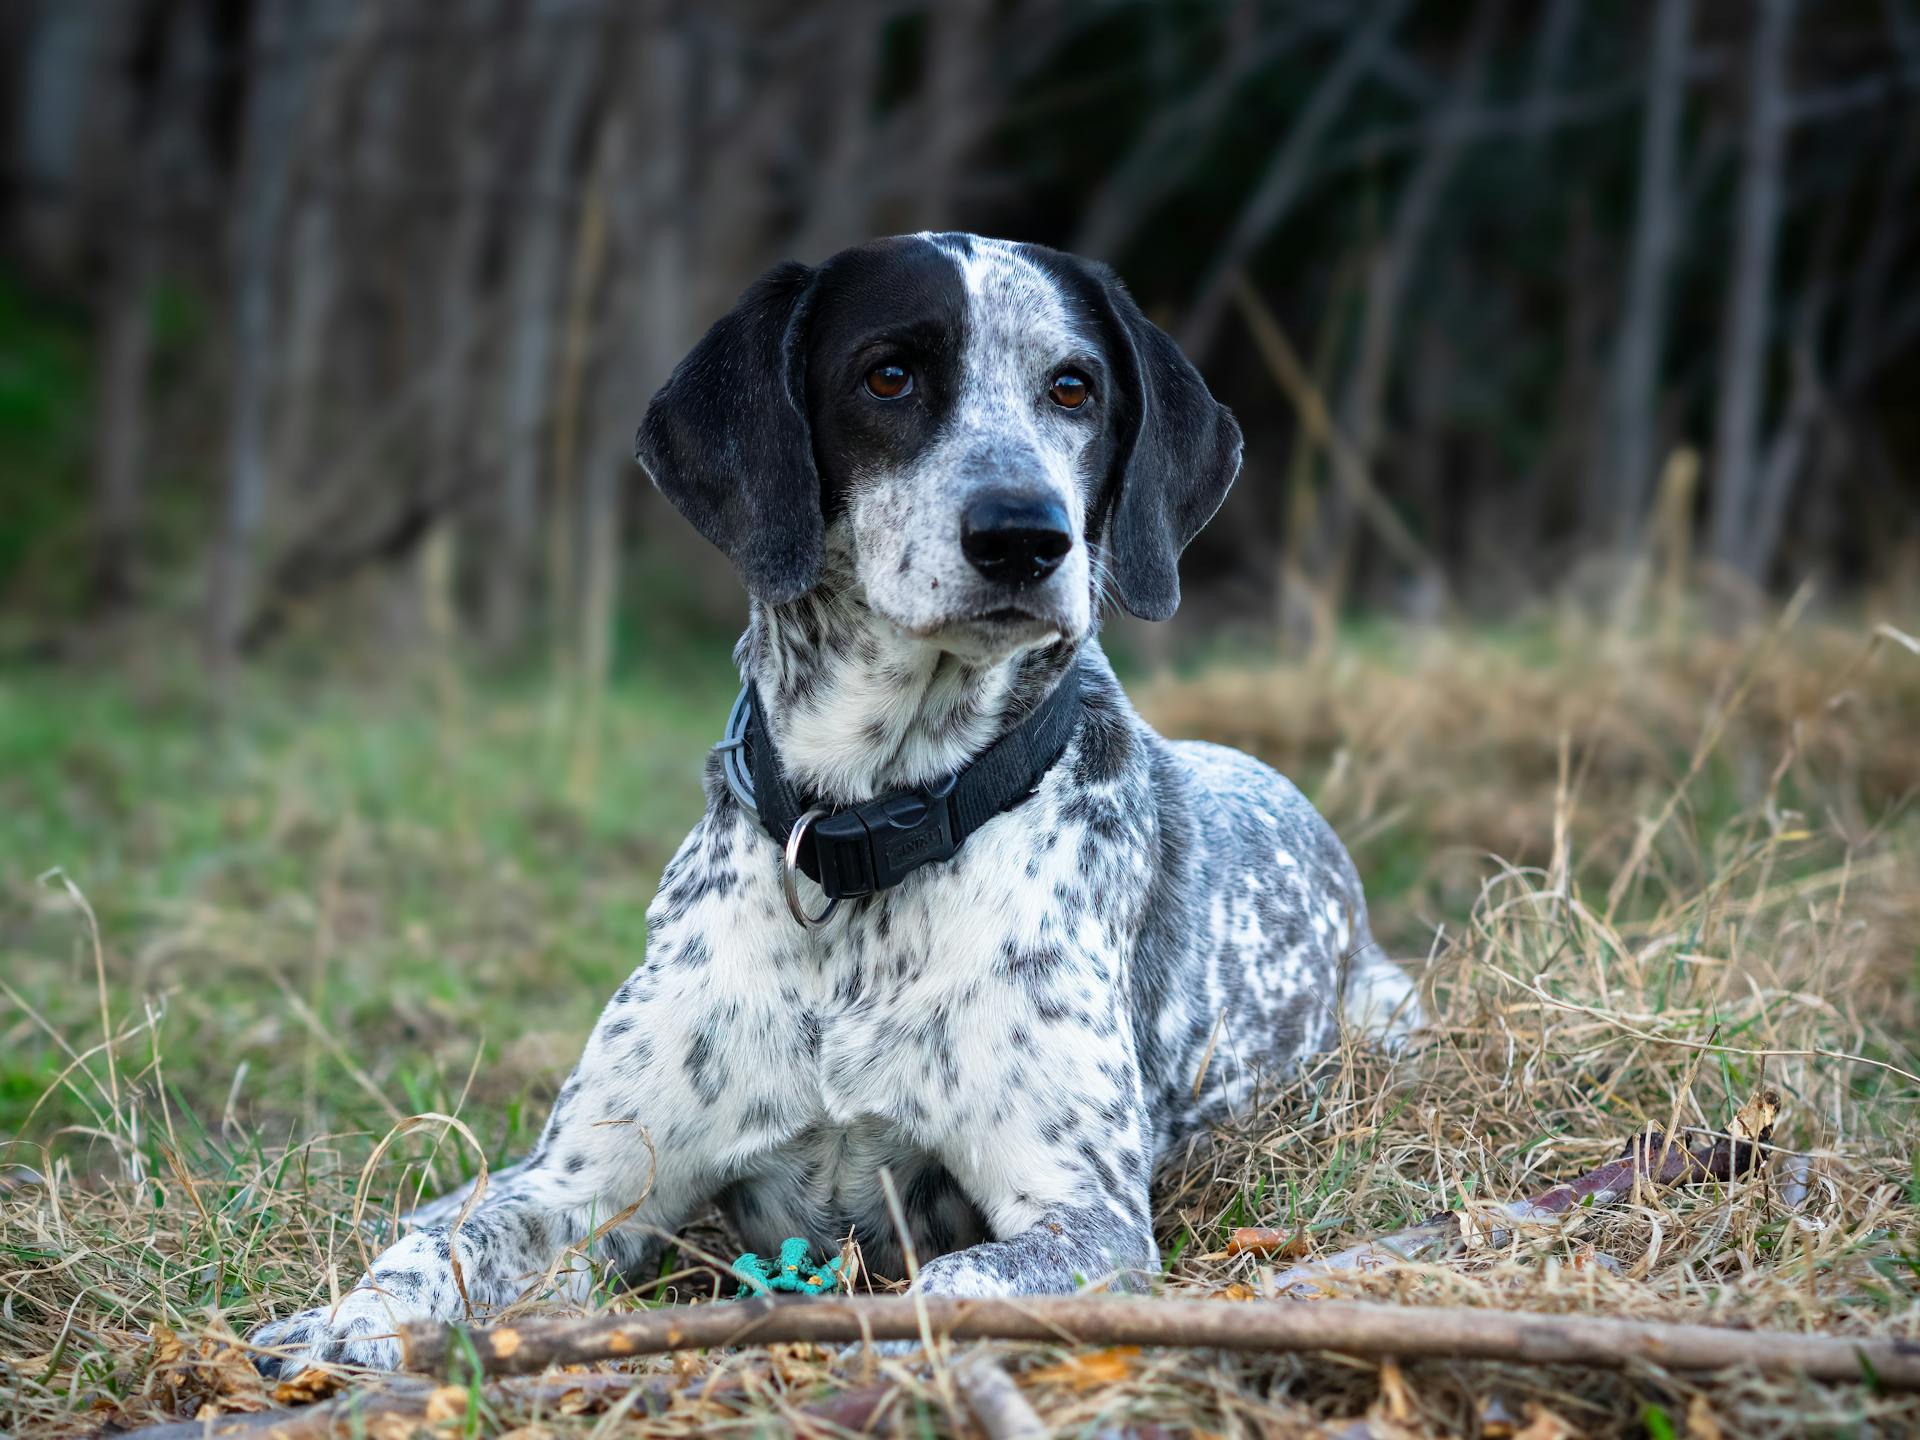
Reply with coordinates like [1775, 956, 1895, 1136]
[247, 1298, 405, 1378]
[913, 1250, 1008, 1298]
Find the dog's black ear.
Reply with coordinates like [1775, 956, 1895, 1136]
[635, 261, 822, 604]
[1086, 266, 1243, 622]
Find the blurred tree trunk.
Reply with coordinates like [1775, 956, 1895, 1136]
[792, 0, 881, 259]
[1707, 0, 1794, 584]
[14, 0, 110, 265]
[1837, 116, 1918, 391]
[1740, 206, 1840, 584]
[489, 8, 600, 652]
[916, 0, 992, 228]
[1588, 0, 1691, 551]
[1180, 0, 1413, 357]
[1521, 0, 1582, 140]
[1743, 345, 1821, 584]
[571, 5, 690, 798]
[205, 0, 310, 677]
[87, 0, 171, 613]
[1075, 0, 1283, 263]
[1275, 256, 1358, 648]
[1323, 0, 1501, 604]
[546, 127, 608, 690]
[90, 225, 154, 612]
[426, 0, 509, 653]
[272, 0, 375, 502]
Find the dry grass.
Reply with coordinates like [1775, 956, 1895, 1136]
[3, 609, 1917, 1438]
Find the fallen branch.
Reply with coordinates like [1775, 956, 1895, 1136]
[114, 1370, 893, 1440]
[954, 1353, 1049, 1440]
[1260, 1089, 1782, 1296]
[398, 1292, 1920, 1390]
[109, 1374, 630, 1440]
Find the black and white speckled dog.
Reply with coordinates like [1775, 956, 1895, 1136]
[250, 233, 1418, 1375]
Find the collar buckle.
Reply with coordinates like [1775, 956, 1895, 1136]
[735, 660, 1083, 929]
[804, 772, 960, 901]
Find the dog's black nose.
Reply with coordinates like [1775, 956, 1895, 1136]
[960, 491, 1072, 584]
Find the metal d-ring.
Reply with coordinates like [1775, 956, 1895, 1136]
[782, 804, 838, 929]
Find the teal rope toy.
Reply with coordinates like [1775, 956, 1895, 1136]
[730, 1237, 845, 1297]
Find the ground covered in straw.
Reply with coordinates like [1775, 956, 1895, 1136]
[4, 611, 1917, 1437]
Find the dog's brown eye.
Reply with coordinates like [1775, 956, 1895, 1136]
[866, 364, 912, 399]
[1049, 372, 1090, 409]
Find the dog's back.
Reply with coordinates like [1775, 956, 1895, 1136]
[1076, 660, 1419, 1157]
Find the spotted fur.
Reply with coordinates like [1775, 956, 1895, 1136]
[249, 235, 1418, 1376]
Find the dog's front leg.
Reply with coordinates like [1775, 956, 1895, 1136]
[914, 1003, 1161, 1297]
[248, 949, 733, 1375]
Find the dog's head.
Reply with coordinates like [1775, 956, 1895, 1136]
[637, 233, 1241, 662]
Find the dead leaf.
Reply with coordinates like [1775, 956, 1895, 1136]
[1211, 1282, 1259, 1301]
[205, 1346, 270, 1410]
[1026, 1346, 1142, 1391]
[1227, 1226, 1311, 1259]
[425, 1385, 470, 1422]
[149, 1323, 186, 1370]
[1568, 1247, 1624, 1277]
[1455, 1208, 1495, 1250]
[670, 1350, 705, 1381]
[1685, 1394, 1725, 1440]
[1514, 1405, 1578, 1440]
[1731, 1088, 1782, 1145]
[272, 1366, 345, 1405]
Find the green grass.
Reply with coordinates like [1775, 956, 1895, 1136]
[1, 651, 737, 1145]
[3, 614, 1918, 1438]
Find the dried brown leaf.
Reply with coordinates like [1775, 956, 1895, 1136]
[1026, 1345, 1142, 1391]
[1226, 1226, 1311, 1259]
[148, 1323, 186, 1371]
[424, 1385, 470, 1422]
[205, 1346, 270, 1409]
[271, 1366, 345, 1405]
[1731, 1088, 1783, 1145]
[1513, 1406, 1578, 1440]
[1686, 1393, 1726, 1440]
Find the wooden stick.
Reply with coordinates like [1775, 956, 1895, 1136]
[399, 1293, 1920, 1390]
[954, 1353, 1050, 1440]
[109, 1375, 643, 1440]
[1261, 1091, 1782, 1296]
[113, 1371, 893, 1440]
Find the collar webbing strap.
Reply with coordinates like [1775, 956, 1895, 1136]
[736, 663, 1084, 903]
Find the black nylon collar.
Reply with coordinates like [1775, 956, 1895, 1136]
[727, 661, 1084, 903]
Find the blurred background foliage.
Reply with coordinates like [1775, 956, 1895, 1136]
[1, 0, 1917, 677]
[3, 0, 1919, 1130]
